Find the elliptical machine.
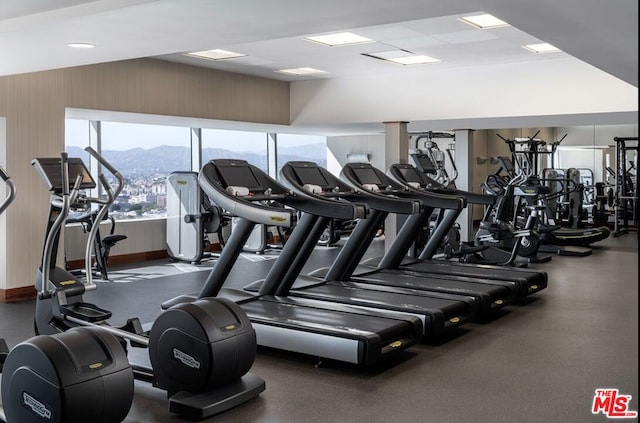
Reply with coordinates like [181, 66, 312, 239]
[0, 167, 15, 216]
[31, 149, 264, 420]
[1, 165, 134, 423]
[475, 157, 549, 265]
[66, 207, 127, 280]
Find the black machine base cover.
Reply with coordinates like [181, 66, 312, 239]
[148, 297, 258, 395]
[1, 326, 134, 423]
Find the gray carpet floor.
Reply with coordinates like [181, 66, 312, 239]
[1, 235, 637, 422]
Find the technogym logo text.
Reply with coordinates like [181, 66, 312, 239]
[592, 389, 637, 419]
[173, 348, 201, 369]
[23, 392, 52, 420]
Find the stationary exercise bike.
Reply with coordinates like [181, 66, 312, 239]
[0, 166, 134, 423]
[31, 149, 264, 420]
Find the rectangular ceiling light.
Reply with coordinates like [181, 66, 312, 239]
[276, 67, 327, 76]
[458, 14, 510, 29]
[304, 32, 374, 47]
[184, 49, 246, 60]
[388, 55, 441, 65]
[364, 50, 441, 65]
[522, 43, 561, 53]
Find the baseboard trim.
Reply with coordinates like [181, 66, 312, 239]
[1, 285, 37, 303]
[3, 247, 225, 303]
[66, 249, 171, 270]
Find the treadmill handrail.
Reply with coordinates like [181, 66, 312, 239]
[283, 160, 418, 213]
[340, 163, 423, 214]
[388, 163, 493, 206]
[279, 162, 369, 220]
[199, 161, 296, 227]
[341, 162, 464, 211]
[200, 159, 367, 225]
[381, 163, 468, 209]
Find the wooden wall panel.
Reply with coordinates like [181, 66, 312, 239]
[0, 58, 290, 301]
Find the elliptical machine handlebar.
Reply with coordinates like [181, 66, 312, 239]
[40, 155, 88, 300]
[0, 166, 16, 216]
[82, 147, 122, 290]
[85, 146, 124, 197]
[86, 147, 122, 182]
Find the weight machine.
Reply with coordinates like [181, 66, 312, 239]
[410, 131, 457, 188]
[612, 136, 639, 236]
[166, 171, 230, 263]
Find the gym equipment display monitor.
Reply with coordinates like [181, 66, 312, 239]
[413, 155, 437, 174]
[352, 167, 383, 186]
[217, 164, 263, 191]
[292, 166, 330, 188]
[32, 157, 96, 192]
[398, 166, 423, 184]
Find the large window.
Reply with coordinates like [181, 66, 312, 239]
[100, 122, 191, 219]
[201, 129, 268, 172]
[65, 119, 92, 165]
[276, 133, 327, 173]
[65, 118, 328, 220]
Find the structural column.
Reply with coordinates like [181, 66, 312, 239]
[267, 133, 278, 178]
[454, 129, 475, 242]
[383, 121, 409, 249]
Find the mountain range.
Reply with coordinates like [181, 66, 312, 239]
[66, 144, 326, 176]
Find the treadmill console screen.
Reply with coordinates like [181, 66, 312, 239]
[352, 167, 383, 185]
[292, 166, 330, 188]
[33, 157, 96, 192]
[413, 155, 437, 174]
[217, 164, 263, 191]
[398, 167, 423, 184]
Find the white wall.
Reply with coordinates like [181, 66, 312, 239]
[327, 134, 386, 172]
[65, 217, 167, 262]
[292, 59, 637, 130]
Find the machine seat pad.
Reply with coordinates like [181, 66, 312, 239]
[102, 234, 127, 247]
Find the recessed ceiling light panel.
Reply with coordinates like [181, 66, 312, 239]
[67, 43, 95, 48]
[304, 32, 374, 46]
[388, 55, 441, 65]
[276, 67, 327, 76]
[458, 14, 510, 29]
[184, 49, 247, 60]
[364, 50, 441, 65]
[522, 43, 561, 53]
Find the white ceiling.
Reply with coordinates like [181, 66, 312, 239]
[1, 0, 638, 134]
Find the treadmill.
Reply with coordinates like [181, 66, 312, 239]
[163, 159, 422, 365]
[344, 162, 548, 302]
[239, 162, 477, 337]
[269, 161, 514, 319]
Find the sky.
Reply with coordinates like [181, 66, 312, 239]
[65, 119, 326, 151]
